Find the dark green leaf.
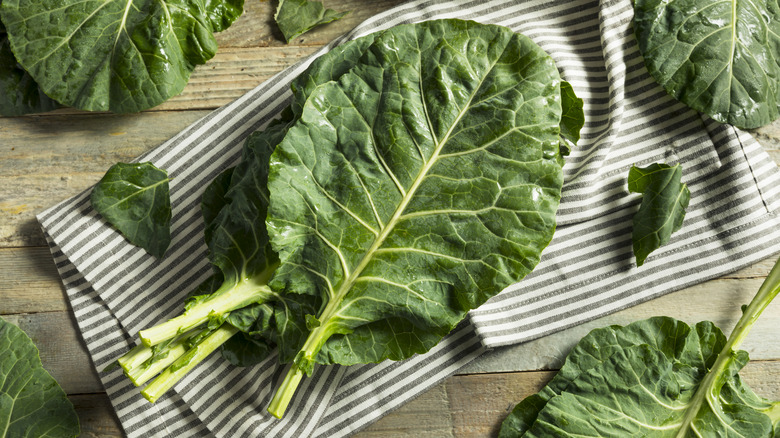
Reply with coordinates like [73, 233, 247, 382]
[498, 394, 547, 438]
[220, 333, 272, 367]
[267, 19, 566, 374]
[137, 33, 385, 353]
[204, 0, 244, 33]
[634, 0, 780, 129]
[274, 0, 348, 43]
[559, 80, 584, 150]
[0, 0, 244, 113]
[91, 162, 171, 258]
[201, 167, 235, 251]
[628, 162, 690, 266]
[499, 317, 778, 437]
[0, 14, 59, 116]
[0, 316, 80, 438]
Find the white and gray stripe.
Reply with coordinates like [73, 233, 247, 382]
[38, 0, 780, 436]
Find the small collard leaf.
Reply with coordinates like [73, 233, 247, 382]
[0, 316, 80, 437]
[628, 163, 690, 266]
[91, 162, 172, 258]
[634, 0, 780, 129]
[274, 0, 348, 43]
[559, 81, 584, 151]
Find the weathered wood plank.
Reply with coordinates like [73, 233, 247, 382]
[70, 394, 123, 438]
[2, 312, 103, 395]
[0, 111, 208, 247]
[66, 360, 780, 438]
[0, 247, 67, 314]
[214, 0, 406, 49]
[465, 276, 780, 374]
[153, 46, 315, 112]
[0, 2, 404, 116]
[442, 360, 780, 438]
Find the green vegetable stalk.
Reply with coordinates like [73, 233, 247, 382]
[139, 276, 275, 347]
[499, 256, 780, 437]
[674, 257, 780, 436]
[142, 324, 239, 403]
[120, 327, 212, 386]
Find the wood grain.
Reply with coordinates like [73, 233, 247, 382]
[213, 0, 407, 49]
[0, 111, 208, 247]
[64, 361, 780, 438]
[2, 312, 102, 395]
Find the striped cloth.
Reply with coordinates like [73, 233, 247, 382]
[38, 0, 780, 436]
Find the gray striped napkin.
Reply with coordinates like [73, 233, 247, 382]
[38, 0, 780, 436]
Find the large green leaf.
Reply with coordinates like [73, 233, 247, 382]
[267, 19, 565, 377]
[137, 33, 383, 352]
[0, 316, 80, 438]
[628, 163, 690, 266]
[274, 0, 348, 43]
[0, 0, 244, 113]
[91, 162, 172, 258]
[0, 7, 59, 117]
[634, 0, 780, 129]
[499, 317, 779, 437]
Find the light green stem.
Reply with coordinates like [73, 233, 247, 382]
[267, 317, 340, 418]
[267, 366, 305, 419]
[142, 323, 239, 403]
[119, 328, 205, 386]
[674, 256, 780, 437]
[139, 279, 273, 347]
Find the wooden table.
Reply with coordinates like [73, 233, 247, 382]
[2, 2, 779, 436]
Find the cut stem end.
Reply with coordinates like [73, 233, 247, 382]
[267, 365, 305, 419]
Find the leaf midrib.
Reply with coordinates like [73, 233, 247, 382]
[101, 177, 169, 211]
[727, 0, 737, 105]
[314, 40, 511, 334]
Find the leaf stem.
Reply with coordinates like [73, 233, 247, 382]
[674, 256, 780, 437]
[267, 365, 305, 418]
[119, 328, 204, 386]
[141, 323, 239, 403]
[139, 279, 274, 347]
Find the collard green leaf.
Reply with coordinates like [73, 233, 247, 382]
[0, 316, 80, 438]
[0, 0, 244, 113]
[0, 11, 59, 116]
[267, 19, 565, 377]
[556, 81, 584, 163]
[204, 0, 244, 33]
[634, 0, 780, 129]
[138, 33, 382, 352]
[91, 162, 171, 258]
[499, 317, 779, 437]
[201, 167, 235, 250]
[628, 162, 690, 266]
[220, 332, 272, 367]
[274, 0, 348, 43]
[558, 80, 584, 151]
